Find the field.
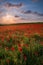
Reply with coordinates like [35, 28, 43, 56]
[0, 23, 43, 65]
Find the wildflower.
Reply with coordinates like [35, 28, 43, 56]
[18, 44, 21, 47]
[41, 61, 43, 64]
[34, 51, 38, 56]
[18, 47, 22, 53]
[6, 59, 9, 63]
[2, 37, 4, 42]
[24, 54, 27, 61]
[11, 47, 15, 51]
[6, 35, 10, 41]
[5, 47, 9, 51]
[24, 44, 28, 48]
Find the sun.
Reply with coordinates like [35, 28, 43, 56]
[4, 13, 14, 21]
[1, 13, 15, 24]
[5, 14, 11, 20]
[0, 13, 20, 24]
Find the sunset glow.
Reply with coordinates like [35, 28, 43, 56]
[0, 13, 15, 24]
[0, 0, 43, 24]
[4, 14, 13, 20]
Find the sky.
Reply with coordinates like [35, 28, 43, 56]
[0, 0, 43, 24]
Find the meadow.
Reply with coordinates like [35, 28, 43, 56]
[0, 23, 43, 65]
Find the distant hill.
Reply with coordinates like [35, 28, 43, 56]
[0, 22, 43, 26]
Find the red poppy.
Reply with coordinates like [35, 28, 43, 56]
[21, 43, 24, 47]
[18, 44, 21, 47]
[40, 41, 43, 45]
[11, 47, 15, 51]
[2, 37, 4, 42]
[14, 35, 17, 38]
[6, 36, 10, 41]
[6, 59, 9, 63]
[24, 44, 28, 48]
[24, 54, 27, 61]
[18, 47, 22, 53]
[34, 51, 38, 56]
[5, 47, 9, 51]
[41, 61, 43, 64]
[24, 33, 28, 37]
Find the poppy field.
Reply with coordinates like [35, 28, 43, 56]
[0, 23, 43, 65]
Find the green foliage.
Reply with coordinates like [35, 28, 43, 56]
[0, 31, 43, 65]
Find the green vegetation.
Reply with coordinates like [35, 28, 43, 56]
[0, 31, 43, 65]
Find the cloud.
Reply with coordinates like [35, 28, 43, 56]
[4, 2, 24, 8]
[0, 11, 3, 14]
[15, 15, 20, 18]
[38, 13, 43, 16]
[0, 14, 43, 24]
[34, 12, 43, 16]
[0, 0, 3, 2]
[0, 0, 5, 2]
[21, 10, 32, 14]
[32, 0, 39, 2]
[21, 10, 43, 16]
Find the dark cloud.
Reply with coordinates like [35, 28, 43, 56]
[0, 0, 5, 2]
[20, 18, 27, 20]
[32, 0, 39, 2]
[34, 12, 43, 16]
[38, 13, 43, 16]
[21, 10, 43, 16]
[15, 15, 20, 18]
[21, 10, 32, 14]
[4, 2, 24, 8]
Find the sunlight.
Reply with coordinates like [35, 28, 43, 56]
[3, 13, 14, 21]
[1, 13, 15, 24]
